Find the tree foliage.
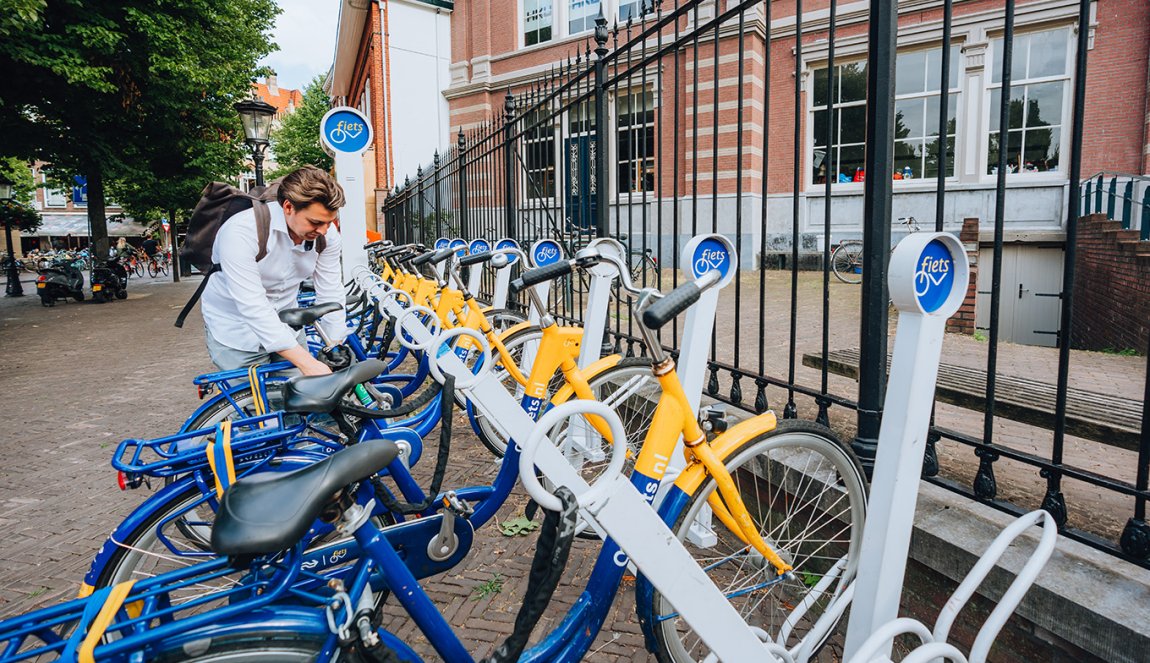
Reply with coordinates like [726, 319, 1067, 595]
[268, 75, 334, 179]
[0, 0, 279, 254]
[0, 158, 41, 233]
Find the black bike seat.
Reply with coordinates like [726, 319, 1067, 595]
[211, 439, 400, 556]
[278, 302, 343, 329]
[280, 359, 386, 414]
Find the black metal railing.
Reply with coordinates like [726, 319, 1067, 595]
[1081, 171, 1150, 239]
[381, 0, 1150, 568]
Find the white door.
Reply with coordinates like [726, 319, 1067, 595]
[975, 245, 1063, 347]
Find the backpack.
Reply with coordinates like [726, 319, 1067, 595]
[174, 180, 326, 328]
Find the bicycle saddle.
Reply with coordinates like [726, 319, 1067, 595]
[280, 359, 386, 414]
[211, 438, 400, 556]
[278, 301, 343, 329]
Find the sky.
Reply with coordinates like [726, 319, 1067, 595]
[258, 0, 342, 92]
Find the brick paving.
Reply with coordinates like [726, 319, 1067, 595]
[0, 267, 1143, 659]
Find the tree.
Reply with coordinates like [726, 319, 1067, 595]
[0, 158, 42, 261]
[268, 75, 334, 179]
[0, 0, 279, 259]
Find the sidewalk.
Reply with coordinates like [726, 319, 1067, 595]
[0, 276, 653, 661]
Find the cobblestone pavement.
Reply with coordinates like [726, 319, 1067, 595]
[0, 267, 1143, 659]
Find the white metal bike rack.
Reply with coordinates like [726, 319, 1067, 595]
[490, 238, 521, 310]
[466, 238, 491, 293]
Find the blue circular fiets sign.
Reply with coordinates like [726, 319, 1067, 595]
[532, 239, 562, 267]
[434, 238, 450, 251]
[469, 239, 491, 256]
[320, 108, 372, 154]
[496, 239, 520, 265]
[449, 239, 467, 257]
[915, 239, 955, 313]
[691, 237, 731, 280]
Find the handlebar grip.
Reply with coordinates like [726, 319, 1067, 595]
[364, 240, 387, 250]
[642, 281, 701, 330]
[429, 247, 456, 265]
[458, 251, 493, 267]
[511, 260, 573, 292]
[410, 250, 437, 266]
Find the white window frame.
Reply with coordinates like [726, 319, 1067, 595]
[613, 87, 656, 197]
[41, 173, 67, 208]
[981, 25, 1073, 182]
[892, 44, 963, 183]
[807, 59, 870, 191]
[806, 43, 965, 191]
[519, 0, 655, 49]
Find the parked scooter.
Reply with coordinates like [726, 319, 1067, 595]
[36, 260, 85, 306]
[91, 258, 128, 302]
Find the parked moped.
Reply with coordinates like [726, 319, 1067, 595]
[91, 258, 128, 302]
[36, 260, 85, 306]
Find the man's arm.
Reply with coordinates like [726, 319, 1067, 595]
[277, 344, 332, 376]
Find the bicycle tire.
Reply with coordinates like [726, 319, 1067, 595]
[631, 255, 661, 290]
[161, 260, 170, 276]
[647, 419, 867, 663]
[135, 260, 144, 277]
[484, 307, 528, 335]
[148, 261, 159, 278]
[830, 241, 863, 285]
[149, 628, 327, 662]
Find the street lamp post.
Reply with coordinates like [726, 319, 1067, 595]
[0, 176, 23, 297]
[234, 97, 276, 188]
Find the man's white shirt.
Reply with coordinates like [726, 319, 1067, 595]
[201, 203, 346, 353]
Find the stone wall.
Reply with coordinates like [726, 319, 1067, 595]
[1070, 214, 1150, 353]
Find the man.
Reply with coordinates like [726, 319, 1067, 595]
[201, 165, 345, 376]
[142, 235, 159, 259]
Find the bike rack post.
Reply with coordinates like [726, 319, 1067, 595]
[580, 237, 625, 368]
[659, 235, 738, 545]
[432, 238, 450, 280]
[843, 232, 969, 659]
[490, 238, 521, 309]
[466, 238, 491, 293]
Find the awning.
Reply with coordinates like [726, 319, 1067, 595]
[25, 214, 151, 237]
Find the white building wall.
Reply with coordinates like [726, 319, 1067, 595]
[385, 0, 452, 180]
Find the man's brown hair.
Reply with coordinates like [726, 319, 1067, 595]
[277, 165, 346, 211]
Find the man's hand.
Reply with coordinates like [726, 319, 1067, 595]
[279, 344, 333, 376]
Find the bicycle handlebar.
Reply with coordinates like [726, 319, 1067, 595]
[641, 270, 721, 330]
[458, 250, 493, 267]
[511, 259, 573, 292]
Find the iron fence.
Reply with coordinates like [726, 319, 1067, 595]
[382, 0, 1150, 568]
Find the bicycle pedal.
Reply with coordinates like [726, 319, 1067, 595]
[441, 491, 474, 518]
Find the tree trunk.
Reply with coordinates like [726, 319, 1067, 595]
[87, 167, 109, 263]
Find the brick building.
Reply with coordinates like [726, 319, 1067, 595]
[237, 75, 304, 192]
[328, 0, 454, 236]
[351, 0, 1150, 345]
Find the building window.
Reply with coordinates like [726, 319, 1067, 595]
[987, 27, 1070, 175]
[524, 110, 556, 199]
[895, 46, 959, 180]
[524, 0, 553, 46]
[42, 174, 67, 207]
[616, 89, 655, 194]
[618, 0, 654, 22]
[569, 0, 600, 34]
[812, 62, 868, 184]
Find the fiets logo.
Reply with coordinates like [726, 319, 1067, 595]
[913, 239, 956, 313]
[435, 238, 450, 251]
[471, 240, 490, 254]
[692, 237, 731, 279]
[331, 120, 364, 139]
[535, 244, 560, 265]
[918, 255, 950, 282]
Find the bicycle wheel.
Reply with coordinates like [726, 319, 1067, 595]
[161, 260, 170, 276]
[484, 307, 528, 335]
[134, 260, 144, 277]
[631, 254, 661, 290]
[647, 419, 867, 662]
[151, 629, 327, 662]
[830, 241, 863, 285]
[148, 260, 159, 278]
